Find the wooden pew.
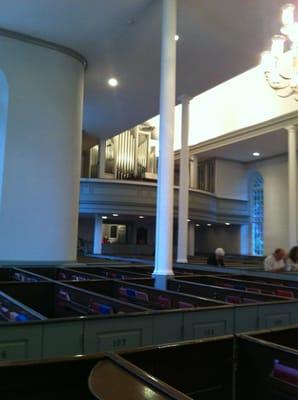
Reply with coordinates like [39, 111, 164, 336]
[178, 275, 298, 298]
[67, 279, 227, 310]
[237, 327, 298, 399]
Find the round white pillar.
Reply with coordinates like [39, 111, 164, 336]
[177, 96, 191, 263]
[240, 224, 250, 255]
[187, 221, 195, 257]
[0, 33, 85, 263]
[93, 215, 103, 255]
[287, 125, 297, 248]
[190, 155, 198, 188]
[153, 0, 177, 276]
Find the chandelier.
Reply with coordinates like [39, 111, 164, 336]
[261, 3, 298, 100]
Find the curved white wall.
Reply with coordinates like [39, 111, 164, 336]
[0, 36, 84, 262]
[0, 70, 8, 208]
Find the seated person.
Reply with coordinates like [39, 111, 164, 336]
[207, 248, 225, 266]
[264, 248, 287, 272]
[287, 246, 298, 272]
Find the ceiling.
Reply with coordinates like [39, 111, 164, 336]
[194, 129, 297, 163]
[0, 0, 289, 138]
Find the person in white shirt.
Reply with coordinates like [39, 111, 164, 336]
[287, 246, 298, 272]
[264, 248, 287, 272]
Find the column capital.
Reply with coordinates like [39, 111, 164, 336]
[178, 94, 193, 104]
[285, 125, 297, 133]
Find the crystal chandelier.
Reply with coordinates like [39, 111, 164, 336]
[261, 3, 298, 100]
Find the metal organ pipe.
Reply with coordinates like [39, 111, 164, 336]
[133, 129, 138, 178]
[130, 131, 134, 178]
[112, 127, 158, 180]
[120, 133, 124, 179]
[126, 131, 129, 178]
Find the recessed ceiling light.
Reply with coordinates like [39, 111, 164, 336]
[139, 215, 144, 219]
[187, 219, 191, 222]
[252, 152, 260, 157]
[112, 214, 119, 217]
[175, 34, 180, 41]
[108, 78, 118, 87]
[225, 222, 231, 226]
[102, 216, 108, 219]
[196, 224, 200, 227]
[207, 223, 212, 226]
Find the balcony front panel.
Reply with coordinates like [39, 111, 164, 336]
[80, 179, 249, 223]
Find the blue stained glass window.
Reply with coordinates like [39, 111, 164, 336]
[251, 174, 264, 256]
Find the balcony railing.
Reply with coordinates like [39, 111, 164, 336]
[80, 178, 249, 224]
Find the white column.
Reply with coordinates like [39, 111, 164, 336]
[188, 221, 195, 257]
[177, 96, 191, 263]
[153, 0, 177, 276]
[240, 224, 249, 255]
[93, 216, 103, 255]
[190, 155, 198, 188]
[287, 125, 297, 248]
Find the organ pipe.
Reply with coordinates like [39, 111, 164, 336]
[106, 125, 158, 181]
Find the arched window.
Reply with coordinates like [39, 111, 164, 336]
[0, 70, 8, 208]
[250, 173, 264, 256]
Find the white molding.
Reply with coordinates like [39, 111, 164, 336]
[0, 27, 87, 69]
[80, 178, 217, 198]
[174, 111, 298, 159]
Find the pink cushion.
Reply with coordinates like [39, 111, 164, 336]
[157, 295, 171, 308]
[276, 289, 295, 298]
[178, 301, 194, 308]
[226, 295, 241, 304]
[246, 287, 261, 294]
[136, 291, 149, 302]
[222, 283, 233, 288]
[119, 287, 127, 297]
[273, 361, 298, 386]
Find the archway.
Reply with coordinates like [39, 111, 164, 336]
[0, 69, 8, 208]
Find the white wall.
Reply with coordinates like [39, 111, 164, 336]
[196, 154, 298, 256]
[247, 154, 298, 255]
[215, 159, 248, 200]
[146, 65, 297, 151]
[187, 66, 297, 147]
[0, 36, 84, 262]
[196, 225, 241, 254]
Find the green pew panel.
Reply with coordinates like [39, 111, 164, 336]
[152, 311, 184, 344]
[42, 320, 84, 358]
[258, 302, 298, 329]
[0, 324, 42, 361]
[183, 307, 234, 340]
[83, 314, 153, 353]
